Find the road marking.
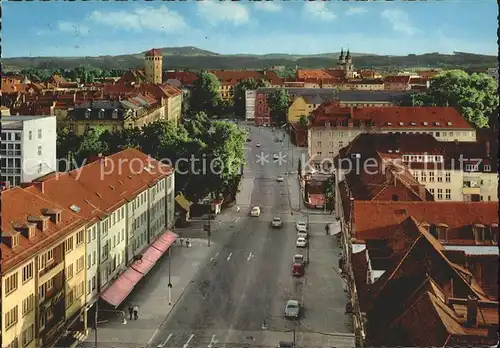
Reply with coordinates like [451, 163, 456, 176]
[234, 217, 241, 223]
[247, 252, 254, 261]
[210, 252, 219, 262]
[226, 252, 232, 261]
[207, 335, 217, 348]
[183, 334, 195, 348]
[157, 334, 172, 348]
[147, 327, 160, 346]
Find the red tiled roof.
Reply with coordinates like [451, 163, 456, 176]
[145, 48, 162, 57]
[211, 70, 266, 82]
[384, 75, 411, 84]
[351, 201, 499, 241]
[164, 71, 199, 85]
[307, 193, 325, 206]
[1, 187, 86, 272]
[310, 104, 473, 129]
[297, 69, 345, 80]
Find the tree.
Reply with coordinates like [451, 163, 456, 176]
[190, 72, 222, 116]
[323, 175, 335, 213]
[56, 127, 82, 170]
[74, 127, 109, 165]
[411, 70, 499, 128]
[268, 88, 290, 125]
[232, 78, 268, 119]
[299, 115, 309, 128]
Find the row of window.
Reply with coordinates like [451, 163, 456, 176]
[316, 141, 344, 148]
[429, 188, 452, 200]
[413, 171, 452, 183]
[66, 256, 85, 280]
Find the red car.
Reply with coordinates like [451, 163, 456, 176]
[292, 262, 304, 277]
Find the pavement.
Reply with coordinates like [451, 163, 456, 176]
[84, 125, 353, 348]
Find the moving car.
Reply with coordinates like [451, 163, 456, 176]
[296, 237, 307, 248]
[284, 300, 300, 318]
[276, 176, 284, 182]
[256, 143, 261, 147]
[250, 206, 261, 217]
[271, 217, 283, 228]
[297, 231, 308, 239]
[296, 221, 307, 232]
[246, 138, 251, 142]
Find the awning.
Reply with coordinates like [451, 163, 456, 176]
[100, 268, 143, 307]
[152, 230, 177, 253]
[131, 246, 163, 275]
[175, 193, 192, 211]
[308, 193, 325, 206]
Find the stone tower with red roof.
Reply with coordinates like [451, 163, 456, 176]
[144, 48, 163, 84]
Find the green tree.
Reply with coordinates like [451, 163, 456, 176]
[232, 78, 268, 118]
[323, 176, 335, 213]
[190, 72, 222, 116]
[74, 127, 109, 165]
[412, 70, 499, 128]
[268, 88, 290, 125]
[56, 127, 81, 170]
[299, 115, 309, 128]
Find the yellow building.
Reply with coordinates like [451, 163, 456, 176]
[1, 187, 87, 348]
[144, 49, 163, 84]
[287, 93, 337, 124]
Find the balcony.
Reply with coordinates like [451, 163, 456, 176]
[463, 186, 481, 195]
[39, 259, 64, 284]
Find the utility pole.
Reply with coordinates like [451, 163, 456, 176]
[168, 247, 172, 305]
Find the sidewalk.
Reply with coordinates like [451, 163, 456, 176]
[81, 239, 214, 348]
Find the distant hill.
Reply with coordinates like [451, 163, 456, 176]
[2, 47, 497, 71]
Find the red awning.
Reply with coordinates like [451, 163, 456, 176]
[151, 230, 177, 253]
[131, 245, 164, 275]
[100, 268, 143, 307]
[308, 194, 325, 206]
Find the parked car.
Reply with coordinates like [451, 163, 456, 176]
[292, 262, 304, 277]
[250, 206, 261, 217]
[284, 300, 300, 318]
[276, 176, 284, 182]
[293, 254, 305, 265]
[273, 154, 279, 160]
[256, 143, 261, 147]
[297, 231, 308, 239]
[271, 217, 283, 228]
[296, 221, 307, 232]
[276, 341, 294, 348]
[296, 237, 307, 248]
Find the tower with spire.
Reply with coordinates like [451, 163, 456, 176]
[344, 49, 355, 79]
[338, 48, 346, 68]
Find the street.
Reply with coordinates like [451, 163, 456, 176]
[147, 126, 353, 348]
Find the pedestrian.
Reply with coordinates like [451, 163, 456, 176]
[180, 237, 184, 246]
[128, 305, 133, 320]
[236, 206, 240, 212]
[133, 305, 139, 320]
[186, 239, 191, 248]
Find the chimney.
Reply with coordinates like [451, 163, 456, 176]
[485, 141, 490, 158]
[466, 295, 478, 327]
[32, 181, 45, 194]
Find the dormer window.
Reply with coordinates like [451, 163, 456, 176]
[411, 122, 416, 126]
[490, 223, 498, 243]
[387, 122, 392, 126]
[447, 122, 452, 126]
[435, 122, 440, 126]
[420, 222, 431, 233]
[399, 122, 404, 126]
[435, 223, 449, 241]
[423, 122, 428, 126]
[472, 224, 485, 244]
[98, 109, 105, 119]
[85, 109, 91, 119]
[112, 109, 118, 119]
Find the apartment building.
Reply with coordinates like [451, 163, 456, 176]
[29, 149, 176, 314]
[336, 90, 413, 108]
[210, 70, 283, 101]
[1, 187, 87, 348]
[287, 91, 338, 123]
[0, 115, 57, 187]
[307, 104, 476, 164]
[335, 133, 497, 205]
[245, 90, 256, 121]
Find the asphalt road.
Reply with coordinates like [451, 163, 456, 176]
[148, 126, 353, 348]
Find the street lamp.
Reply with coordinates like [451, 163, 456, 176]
[168, 247, 172, 305]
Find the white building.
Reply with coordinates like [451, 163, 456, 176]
[487, 67, 498, 82]
[0, 115, 57, 187]
[245, 90, 256, 121]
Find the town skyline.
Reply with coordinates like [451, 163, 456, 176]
[2, 0, 498, 58]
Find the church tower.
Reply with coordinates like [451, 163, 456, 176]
[344, 49, 355, 79]
[144, 48, 163, 84]
[338, 48, 346, 68]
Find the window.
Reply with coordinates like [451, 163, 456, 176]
[76, 256, 84, 273]
[22, 294, 34, 316]
[445, 189, 451, 200]
[437, 172, 443, 182]
[316, 141, 322, 147]
[437, 188, 443, 200]
[38, 163, 43, 173]
[92, 250, 96, 265]
[92, 275, 96, 290]
[76, 230, 84, 245]
[421, 171, 426, 182]
[66, 263, 74, 280]
[37, 145, 42, 155]
[75, 281, 84, 299]
[445, 172, 451, 183]
[87, 229, 91, 244]
[429, 172, 435, 182]
[484, 164, 491, 172]
[22, 262, 33, 283]
[5, 306, 18, 329]
[65, 236, 74, 253]
[87, 280, 92, 295]
[465, 164, 479, 172]
[5, 273, 18, 295]
[66, 290, 74, 308]
[429, 188, 435, 195]
[21, 324, 34, 347]
[29, 131, 32, 140]
[92, 225, 97, 240]
[87, 254, 92, 269]
[37, 129, 42, 139]
[102, 241, 110, 260]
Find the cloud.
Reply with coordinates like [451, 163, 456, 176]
[381, 9, 418, 35]
[88, 6, 187, 33]
[345, 7, 368, 16]
[304, 2, 337, 21]
[253, 1, 282, 13]
[58, 21, 90, 36]
[197, 0, 249, 26]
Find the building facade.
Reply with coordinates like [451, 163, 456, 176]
[0, 115, 57, 187]
[144, 49, 163, 85]
[245, 90, 256, 121]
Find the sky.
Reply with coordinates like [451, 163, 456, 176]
[2, 0, 498, 58]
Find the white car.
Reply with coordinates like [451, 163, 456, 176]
[297, 231, 308, 239]
[256, 143, 261, 147]
[250, 206, 261, 217]
[284, 300, 300, 318]
[271, 217, 283, 228]
[296, 221, 307, 232]
[276, 176, 284, 182]
[296, 237, 307, 248]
